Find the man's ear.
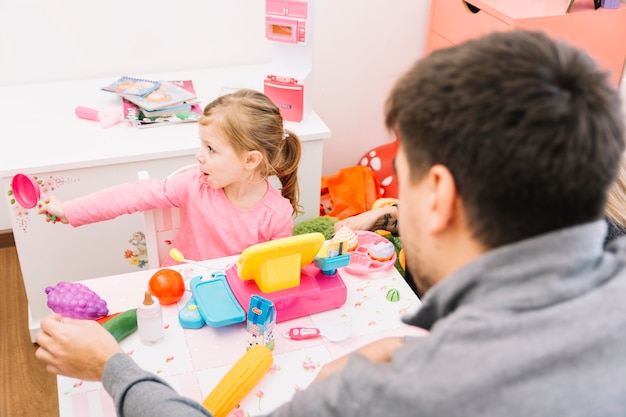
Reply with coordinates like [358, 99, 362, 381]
[426, 164, 458, 234]
[244, 150, 263, 170]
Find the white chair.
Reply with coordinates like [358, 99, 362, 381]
[138, 165, 195, 268]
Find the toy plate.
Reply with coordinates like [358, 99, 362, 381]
[343, 231, 397, 275]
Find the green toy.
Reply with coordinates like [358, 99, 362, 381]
[386, 288, 401, 302]
[293, 216, 338, 240]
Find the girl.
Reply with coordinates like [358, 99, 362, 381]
[40, 89, 302, 266]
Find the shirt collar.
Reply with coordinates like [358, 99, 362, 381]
[404, 220, 614, 330]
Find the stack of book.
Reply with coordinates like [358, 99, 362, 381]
[102, 76, 202, 129]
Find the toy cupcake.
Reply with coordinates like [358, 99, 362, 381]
[368, 240, 395, 261]
[332, 225, 359, 252]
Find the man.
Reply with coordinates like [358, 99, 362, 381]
[36, 30, 626, 416]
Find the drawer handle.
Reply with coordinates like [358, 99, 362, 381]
[463, 1, 481, 13]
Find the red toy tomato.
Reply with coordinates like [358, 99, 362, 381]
[148, 268, 185, 305]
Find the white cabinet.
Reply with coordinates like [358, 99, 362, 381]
[0, 64, 330, 341]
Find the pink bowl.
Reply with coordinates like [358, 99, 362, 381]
[11, 173, 41, 209]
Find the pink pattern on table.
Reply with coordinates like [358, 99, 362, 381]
[99, 389, 116, 416]
[72, 392, 90, 417]
[164, 372, 203, 404]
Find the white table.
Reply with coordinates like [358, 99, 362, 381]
[56, 257, 424, 417]
[0, 64, 330, 341]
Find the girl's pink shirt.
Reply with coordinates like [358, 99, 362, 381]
[63, 166, 295, 266]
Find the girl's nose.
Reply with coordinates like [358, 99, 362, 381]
[195, 150, 203, 163]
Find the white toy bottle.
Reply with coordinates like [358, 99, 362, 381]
[137, 291, 164, 345]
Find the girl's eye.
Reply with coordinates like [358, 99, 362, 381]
[198, 138, 214, 154]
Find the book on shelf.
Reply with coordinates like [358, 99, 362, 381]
[122, 80, 202, 129]
[102, 76, 161, 96]
[142, 103, 192, 118]
[121, 80, 198, 111]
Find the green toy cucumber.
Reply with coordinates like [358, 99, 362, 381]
[101, 308, 138, 342]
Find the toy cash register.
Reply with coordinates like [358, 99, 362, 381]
[225, 233, 350, 323]
[185, 233, 350, 327]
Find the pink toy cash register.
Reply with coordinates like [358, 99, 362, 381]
[185, 233, 350, 327]
[225, 233, 349, 323]
[188, 233, 350, 324]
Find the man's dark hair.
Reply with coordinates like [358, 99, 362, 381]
[385, 30, 625, 248]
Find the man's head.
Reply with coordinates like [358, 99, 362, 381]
[386, 30, 625, 295]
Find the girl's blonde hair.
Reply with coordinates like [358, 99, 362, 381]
[199, 89, 303, 216]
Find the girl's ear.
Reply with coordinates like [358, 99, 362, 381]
[244, 150, 263, 170]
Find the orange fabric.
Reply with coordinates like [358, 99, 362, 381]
[321, 166, 381, 220]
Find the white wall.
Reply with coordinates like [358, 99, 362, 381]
[0, 0, 271, 83]
[0, 0, 431, 230]
[312, 2, 430, 174]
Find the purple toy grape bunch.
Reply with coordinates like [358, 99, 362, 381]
[45, 281, 109, 319]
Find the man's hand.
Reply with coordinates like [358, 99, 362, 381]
[312, 336, 406, 383]
[35, 314, 124, 381]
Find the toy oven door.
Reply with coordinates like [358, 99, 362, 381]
[266, 16, 299, 43]
[264, 77, 304, 122]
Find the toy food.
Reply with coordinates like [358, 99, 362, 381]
[148, 268, 185, 305]
[101, 308, 138, 342]
[202, 345, 273, 417]
[386, 288, 401, 302]
[96, 312, 121, 324]
[332, 225, 359, 251]
[371, 197, 399, 210]
[45, 281, 109, 319]
[368, 239, 396, 261]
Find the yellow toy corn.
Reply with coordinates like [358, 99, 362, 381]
[202, 345, 273, 417]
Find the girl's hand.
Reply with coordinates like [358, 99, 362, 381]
[38, 196, 69, 224]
